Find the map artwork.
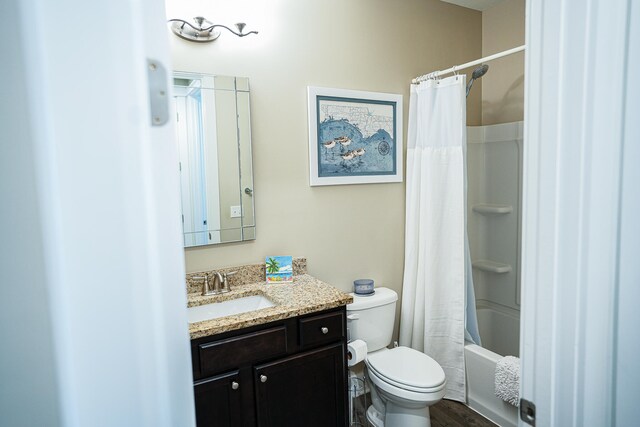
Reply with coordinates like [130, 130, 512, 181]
[316, 96, 396, 177]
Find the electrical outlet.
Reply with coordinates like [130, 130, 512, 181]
[230, 205, 242, 218]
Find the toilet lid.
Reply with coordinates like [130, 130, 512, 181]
[366, 347, 446, 390]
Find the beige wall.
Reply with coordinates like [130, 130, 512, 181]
[481, 0, 525, 125]
[167, 0, 481, 316]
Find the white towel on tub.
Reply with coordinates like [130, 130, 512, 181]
[495, 355, 520, 406]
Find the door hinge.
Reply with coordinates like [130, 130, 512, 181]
[520, 398, 536, 426]
[146, 59, 169, 126]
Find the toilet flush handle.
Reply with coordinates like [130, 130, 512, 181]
[347, 314, 359, 320]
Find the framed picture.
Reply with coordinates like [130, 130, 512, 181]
[265, 256, 293, 283]
[307, 86, 403, 186]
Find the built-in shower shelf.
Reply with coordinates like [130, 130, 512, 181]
[472, 204, 513, 215]
[472, 260, 512, 274]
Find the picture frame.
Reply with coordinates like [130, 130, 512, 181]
[307, 86, 403, 186]
[265, 256, 293, 283]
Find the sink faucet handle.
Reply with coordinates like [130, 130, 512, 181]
[223, 271, 238, 279]
[220, 271, 238, 292]
[192, 273, 212, 296]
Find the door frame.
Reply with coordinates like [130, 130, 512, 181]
[1, 0, 195, 425]
[521, 0, 639, 425]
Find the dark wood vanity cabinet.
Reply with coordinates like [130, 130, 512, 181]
[191, 306, 349, 427]
[194, 371, 243, 427]
[254, 343, 346, 427]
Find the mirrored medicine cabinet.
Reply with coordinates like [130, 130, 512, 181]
[173, 71, 255, 247]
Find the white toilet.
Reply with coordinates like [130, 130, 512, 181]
[347, 287, 446, 427]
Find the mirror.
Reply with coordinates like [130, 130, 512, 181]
[173, 72, 255, 247]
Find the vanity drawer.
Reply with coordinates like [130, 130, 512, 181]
[298, 310, 345, 349]
[198, 326, 288, 378]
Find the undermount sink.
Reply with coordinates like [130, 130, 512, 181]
[188, 294, 276, 324]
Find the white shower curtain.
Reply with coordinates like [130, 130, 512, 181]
[399, 75, 479, 402]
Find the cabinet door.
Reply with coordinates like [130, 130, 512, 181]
[254, 343, 347, 427]
[194, 370, 243, 427]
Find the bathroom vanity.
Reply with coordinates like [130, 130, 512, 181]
[192, 306, 348, 427]
[187, 259, 352, 427]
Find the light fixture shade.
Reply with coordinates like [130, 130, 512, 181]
[167, 17, 258, 43]
[168, 17, 221, 43]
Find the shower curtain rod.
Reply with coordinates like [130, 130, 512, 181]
[412, 44, 526, 84]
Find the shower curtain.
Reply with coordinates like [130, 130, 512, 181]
[399, 75, 481, 403]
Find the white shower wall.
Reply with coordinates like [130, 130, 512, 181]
[467, 121, 523, 357]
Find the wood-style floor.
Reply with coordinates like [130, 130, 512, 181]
[430, 399, 498, 427]
[352, 395, 498, 427]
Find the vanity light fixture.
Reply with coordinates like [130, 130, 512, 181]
[168, 17, 258, 43]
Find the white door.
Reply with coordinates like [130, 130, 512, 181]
[0, 0, 195, 426]
[521, 0, 640, 426]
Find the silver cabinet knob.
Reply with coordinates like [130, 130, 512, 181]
[231, 381, 239, 390]
[260, 375, 268, 383]
[321, 327, 329, 334]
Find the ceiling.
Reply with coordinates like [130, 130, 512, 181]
[440, 0, 505, 11]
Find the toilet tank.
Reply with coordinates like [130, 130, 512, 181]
[347, 287, 398, 352]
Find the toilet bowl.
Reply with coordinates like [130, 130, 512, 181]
[347, 288, 447, 427]
[365, 347, 446, 427]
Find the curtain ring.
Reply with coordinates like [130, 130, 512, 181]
[452, 65, 459, 80]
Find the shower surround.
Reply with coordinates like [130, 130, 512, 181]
[465, 121, 523, 427]
[467, 121, 523, 357]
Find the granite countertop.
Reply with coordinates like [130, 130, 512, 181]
[188, 274, 353, 340]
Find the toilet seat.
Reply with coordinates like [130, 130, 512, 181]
[367, 365, 446, 406]
[366, 347, 446, 394]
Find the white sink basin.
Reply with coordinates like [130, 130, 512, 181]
[188, 295, 275, 323]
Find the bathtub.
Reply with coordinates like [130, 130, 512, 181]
[476, 302, 521, 358]
[465, 302, 520, 426]
[465, 343, 519, 426]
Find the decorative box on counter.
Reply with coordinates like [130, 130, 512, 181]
[265, 256, 293, 283]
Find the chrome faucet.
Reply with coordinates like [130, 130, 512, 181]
[193, 271, 237, 296]
[210, 272, 224, 294]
